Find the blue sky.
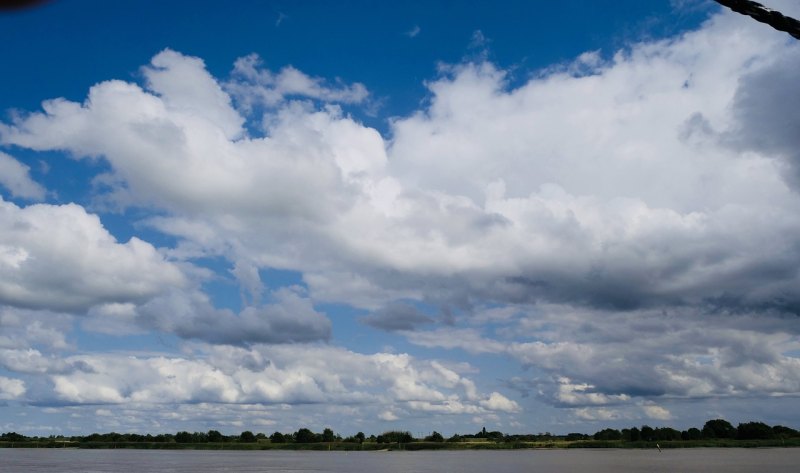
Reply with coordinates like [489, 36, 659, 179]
[1, 0, 800, 437]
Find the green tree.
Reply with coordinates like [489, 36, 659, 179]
[593, 428, 622, 441]
[377, 431, 413, 443]
[425, 431, 444, 442]
[239, 431, 257, 443]
[682, 427, 702, 440]
[207, 430, 223, 442]
[640, 425, 655, 441]
[737, 422, 774, 440]
[485, 430, 505, 441]
[322, 428, 335, 442]
[175, 431, 193, 443]
[654, 427, 681, 441]
[702, 419, 736, 439]
[1, 432, 26, 441]
[295, 428, 317, 443]
[270, 431, 287, 443]
[773, 425, 799, 438]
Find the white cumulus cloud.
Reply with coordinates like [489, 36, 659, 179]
[1, 4, 800, 430]
[0, 152, 45, 200]
[0, 198, 187, 313]
[40, 344, 520, 423]
[0, 375, 25, 400]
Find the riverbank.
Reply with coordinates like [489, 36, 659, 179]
[3, 438, 800, 450]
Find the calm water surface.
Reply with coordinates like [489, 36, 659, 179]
[2, 448, 798, 473]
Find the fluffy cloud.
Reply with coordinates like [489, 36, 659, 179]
[0, 198, 186, 313]
[41, 344, 517, 422]
[573, 407, 619, 422]
[0, 348, 89, 375]
[361, 302, 434, 332]
[480, 392, 520, 413]
[136, 287, 332, 346]
[5, 13, 797, 321]
[381, 13, 800, 313]
[2, 4, 800, 430]
[0, 52, 385, 282]
[642, 404, 672, 421]
[727, 46, 800, 189]
[0, 376, 25, 400]
[143, 49, 245, 140]
[0, 151, 45, 200]
[407, 305, 800, 408]
[225, 53, 369, 112]
[0, 308, 72, 350]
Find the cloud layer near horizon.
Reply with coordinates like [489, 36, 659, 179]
[1, 3, 799, 432]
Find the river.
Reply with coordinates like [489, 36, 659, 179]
[2, 448, 798, 472]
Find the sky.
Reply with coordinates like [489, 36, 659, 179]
[1, 0, 799, 437]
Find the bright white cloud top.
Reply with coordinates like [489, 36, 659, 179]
[0, 1, 799, 435]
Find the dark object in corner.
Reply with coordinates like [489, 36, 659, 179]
[714, 0, 800, 40]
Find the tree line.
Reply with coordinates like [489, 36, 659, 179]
[578, 419, 798, 442]
[2, 418, 798, 447]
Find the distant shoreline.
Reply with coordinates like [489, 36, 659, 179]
[3, 438, 800, 451]
[4, 420, 798, 451]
